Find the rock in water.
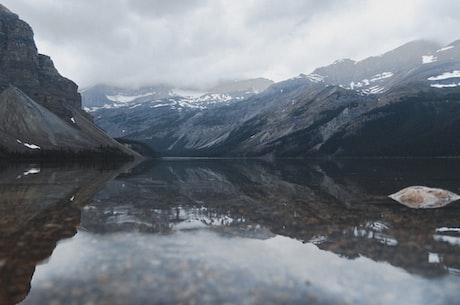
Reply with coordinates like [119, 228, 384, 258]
[389, 186, 460, 209]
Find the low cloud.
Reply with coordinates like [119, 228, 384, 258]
[3, 0, 460, 89]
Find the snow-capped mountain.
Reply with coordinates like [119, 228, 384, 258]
[309, 39, 460, 94]
[88, 39, 460, 158]
[81, 78, 274, 112]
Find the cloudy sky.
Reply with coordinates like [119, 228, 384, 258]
[2, 0, 460, 89]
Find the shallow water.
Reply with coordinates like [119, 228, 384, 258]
[1, 159, 460, 305]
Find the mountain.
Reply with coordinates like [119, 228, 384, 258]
[0, 4, 139, 160]
[88, 39, 460, 158]
[81, 84, 174, 109]
[81, 78, 274, 111]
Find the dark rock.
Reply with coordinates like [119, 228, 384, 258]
[0, 4, 140, 159]
[0, 5, 80, 117]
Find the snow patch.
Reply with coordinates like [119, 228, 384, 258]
[197, 93, 233, 103]
[369, 72, 393, 82]
[150, 103, 170, 108]
[24, 143, 41, 150]
[16, 137, 46, 151]
[422, 55, 437, 64]
[129, 104, 142, 109]
[306, 73, 324, 83]
[349, 72, 393, 94]
[430, 83, 460, 88]
[23, 167, 40, 176]
[427, 70, 460, 81]
[436, 46, 455, 53]
[361, 86, 385, 95]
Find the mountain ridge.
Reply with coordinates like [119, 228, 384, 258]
[86, 38, 460, 158]
[81, 77, 274, 111]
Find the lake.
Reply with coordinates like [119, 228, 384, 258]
[1, 158, 460, 305]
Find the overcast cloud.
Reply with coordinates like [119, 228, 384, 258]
[2, 0, 460, 89]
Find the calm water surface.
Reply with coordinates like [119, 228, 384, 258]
[1, 159, 460, 305]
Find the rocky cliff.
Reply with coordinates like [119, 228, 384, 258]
[0, 4, 139, 159]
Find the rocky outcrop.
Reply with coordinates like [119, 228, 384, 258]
[0, 5, 80, 118]
[0, 4, 139, 159]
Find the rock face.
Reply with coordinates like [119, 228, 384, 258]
[0, 5, 138, 159]
[0, 5, 80, 118]
[89, 39, 460, 158]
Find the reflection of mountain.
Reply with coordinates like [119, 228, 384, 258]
[82, 159, 460, 277]
[0, 162, 129, 305]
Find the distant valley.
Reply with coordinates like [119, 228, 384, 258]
[83, 39, 460, 158]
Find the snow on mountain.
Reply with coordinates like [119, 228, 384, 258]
[312, 40, 441, 95]
[87, 39, 460, 158]
[436, 46, 455, 53]
[428, 70, 460, 88]
[82, 78, 274, 112]
[85, 91, 238, 113]
[347, 72, 393, 94]
[422, 55, 437, 64]
[427, 70, 460, 81]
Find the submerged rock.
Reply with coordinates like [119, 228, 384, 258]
[389, 186, 460, 208]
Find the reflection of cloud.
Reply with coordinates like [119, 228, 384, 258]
[25, 230, 460, 305]
[79, 159, 460, 279]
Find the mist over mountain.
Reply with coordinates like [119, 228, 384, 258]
[0, 4, 138, 159]
[81, 78, 274, 110]
[85, 39, 460, 158]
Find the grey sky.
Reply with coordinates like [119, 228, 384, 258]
[2, 0, 460, 89]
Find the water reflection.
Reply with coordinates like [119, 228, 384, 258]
[1, 159, 460, 304]
[0, 161, 132, 305]
[80, 159, 460, 278]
